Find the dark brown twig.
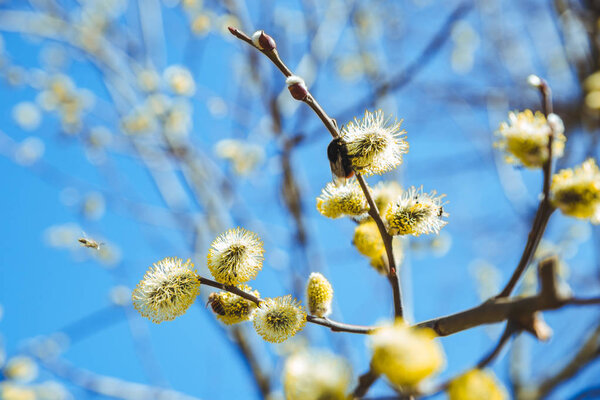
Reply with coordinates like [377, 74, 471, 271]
[352, 368, 380, 399]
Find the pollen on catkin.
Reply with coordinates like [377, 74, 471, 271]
[306, 273, 333, 317]
[341, 110, 408, 176]
[208, 284, 260, 325]
[316, 180, 369, 219]
[207, 227, 264, 285]
[283, 350, 352, 400]
[353, 220, 387, 273]
[447, 369, 507, 400]
[253, 296, 307, 343]
[550, 158, 600, 223]
[385, 186, 448, 236]
[370, 320, 445, 388]
[494, 109, 566, 168]
[132, 257, 201, 323]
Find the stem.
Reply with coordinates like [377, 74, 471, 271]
[229, 27, 403, 318]
[496, 78, 556, 298]
[307, 316, 374, 334]
[427, 322, 516, 396]
[199, 275, 375, 334]
[356, 174, 403, 318]
[497, 204, 554, 298]
[352, 368, 379, 398]
[199, 276, 263, 305]
[476, 322, 516, 368]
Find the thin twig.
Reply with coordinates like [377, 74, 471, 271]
[199, 275, 375, 334]
[477, 322, 516, 369]
[228, 27, 403, 317]
[425, 322, 516, 396]
[352, 368, 380, 399]
[496, 78, 556, 298]
[529, 324, 600, 399]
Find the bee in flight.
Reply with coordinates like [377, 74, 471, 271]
[327, 137, 354, 183]
[78, 234, 103, 250]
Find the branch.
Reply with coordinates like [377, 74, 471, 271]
[417, 257, 598, 336]
[231, 326, 272, 398]
[228, 27, 403, 317]
[496, 78, 557, 298]
[351, 368, 380, 399]
[199, 275, 375, 334]
[525, 324, 600, 399]
[426, 322, 517, 396]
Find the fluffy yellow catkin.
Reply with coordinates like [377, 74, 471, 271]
[353, 221, 387, 273]
[316, 180, 368, 219]
[447, 369, 507, 400]
[370, 320, 445, 388]
[253, 296, 307, 343]
[306, 272, 333, 317]
[494, 109, 566, 168]
[283, 350, 352, 400]
[207, 227, 264, 285]
[341, 109, 408, 176]
[132, 257, 201, 323]
[550, 158, 600, 223]
[208, 284, 260, 325]
[385, 186, 448, 236]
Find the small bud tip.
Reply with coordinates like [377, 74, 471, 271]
[286, 75, 308, 101]
[251, 30, 276, 51]
[527, 74, 542, 88]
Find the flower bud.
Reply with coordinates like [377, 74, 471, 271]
[251, 30, 276, 51]
[286, 75, 308, 101]
[306, 272, 333, 317]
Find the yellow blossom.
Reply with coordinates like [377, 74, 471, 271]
[385, 186, 447, 236]
[353, 220, 387, 273]
[0, 383, 36, 400]
[3, 357, 38, 383]
[253, 296, 306, 343]
[207, 228, 264, 285]
[370, 320, 445, 388]
[495, 110, 566, 168]
[208, 284, 260, 325]
[316, 180, 368, 219]
[306, 273, 333, 317]
[283, 350, 352, 400]
[447, 369, 507, 400]
[341, 110, 408, 176]
[550, 158, 600, 223]
[132, 257, 200, 323]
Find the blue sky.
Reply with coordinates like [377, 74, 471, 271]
[0, 1, 599, 399]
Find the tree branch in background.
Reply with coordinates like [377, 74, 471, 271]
[520, 324, 600, 400]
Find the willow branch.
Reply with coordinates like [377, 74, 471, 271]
[426, 322, 517, 397]
[497, 78, 556, 298]
[199, 275, 374, 334]
[228, 26, 403, 318]
[231, 326, 272, 399]
[417, 258, 599, 336]
[528, 324, 600, 399]
[352, 368, 380, 399]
